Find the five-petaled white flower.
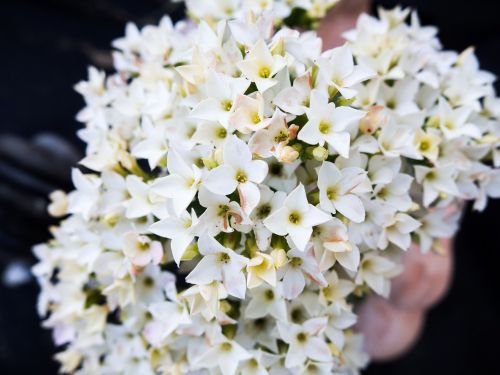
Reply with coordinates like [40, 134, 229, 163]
[186, 234, 248, 299]
[317, 44, 374, 99]
[238, 39, 286, 92]
[205, 136, 268, 215]
[123, 232, 163, 267]
[298, 89, 366, 158]
[263, 184, 331, 251]
[149, 209, 199, 265]
[318, 161, 371, 223]
[195, 336, 251, 375]
[151, 149, 202, 215]
[277, 317, 332, 368]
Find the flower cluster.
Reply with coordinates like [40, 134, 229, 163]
[34, 4, 500, 375]
[178, 0, 340, 27]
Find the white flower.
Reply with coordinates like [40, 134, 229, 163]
[229, 92, 271, 134]
[143, 300, 190, 347]
[416, 207, 460, 253]
[151, 149, 202, 215]
[237, 39, 286, 92]
[123, 232, 163, 267]
[239, 350, 273, 375]
[378, 213, 421, 250]
[191, 69, 251, 127]
[313, 218, 360, 272]
[198, 187, 249, 235]
[274, 72, 312, 115]
[205, 136, 268, 215]
[248, 110, 299, 160]
[131, 117, 168, 169]
[245, 283, 288, 322]
[250, 186, 287, 251]
[298, 89, 365, 158]
[356, 252, 401, 296]
[438, 97, 481, 140]
[67, 169, 101, 220]
[318, 161, 371, 223]
[195, 337, 251, 375]
[181, 282, 228, 321]
[124, 175, 165, 219]
[246, 251, 277, 289]
[415, 165, 459, 207]
[277, 317, 332, 368]
[282, 248, 328, 300]
[185, 235, 248, 299]
[317, 45, 374, 99]
[149, 209, 199, 265]
[373, 173, 413, 211]
[263, 184, 331, 251]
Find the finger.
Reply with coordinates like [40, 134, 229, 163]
[317, 0, 371, 50]
[389, 238, 453, 310]
[356, 295, 425, 361]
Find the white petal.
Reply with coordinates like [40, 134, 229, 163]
[263, 207, 289, 236]
[171, 234, 193, 265]
[224, 135, 252, 164]
[282, 268, 305, 299]
[324, 131, 351, 158]
[247, 160, 268, 183]
[302, 205, 331, 227]
[238, 182, 261, 215]
[284, 184, 309, 213]
[222, 266, 247, 299]
[167, 149, 193, 179]
[297, 120, 322, 145]
[288, 225, 313, 252]
[197, 234, 227, 255]
[306, 337, 332, 363]
[149, 217, 184, 239]
[205, 165, 238, 195]
[334, 194, 365, 223]
[185, 256, 220, 285]
[335, 248, 360, 271]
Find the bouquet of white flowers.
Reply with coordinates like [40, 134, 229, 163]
[33, 1, 500, 374]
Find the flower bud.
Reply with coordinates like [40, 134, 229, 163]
[47, 190, 68, 217]
[359, 105, 386, 135]
[279, 145, 300, 163]
[312, 146, 329, 161]
[270, 249, 288, 269]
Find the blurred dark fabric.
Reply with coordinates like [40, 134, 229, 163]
[0, 0, 499, 374]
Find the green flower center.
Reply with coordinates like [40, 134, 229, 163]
[218, 253, 231, 264]
[319, 121, 331, 134]
[259, 66, 271, 78]
[221, 99, 232, 112]
[288, 211, 302, 225]
[296, 332, 308, 343]
[235, 170, 248, 183]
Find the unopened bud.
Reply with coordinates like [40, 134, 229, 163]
[47, 190, 68, 217]
[214, 148, 224, 165]
[312, 146, 329, 161]
[359, 105, 387, 135]
[270, 249, 288, 269]
[279, 145, 300, 163]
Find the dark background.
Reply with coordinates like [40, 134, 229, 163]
[0, 0, 499, 374]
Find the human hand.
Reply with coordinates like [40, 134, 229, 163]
[317, 0, 372, 50]
[356, 240, 453, 360]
